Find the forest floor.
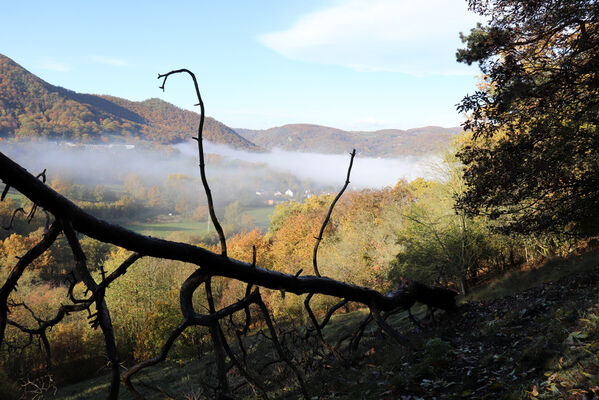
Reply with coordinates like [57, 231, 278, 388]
[55, 250, 599, 399]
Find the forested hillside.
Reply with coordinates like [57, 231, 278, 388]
[0, 54, 259, 150]
[236, 124, 461, 157]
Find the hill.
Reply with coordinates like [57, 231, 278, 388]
[236, 124, 462, 157]
[0, 54, 259, 150]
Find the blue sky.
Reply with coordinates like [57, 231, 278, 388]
[2, 0, 483, 131]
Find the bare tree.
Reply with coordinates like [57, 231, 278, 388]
[0, 70, 457, 399]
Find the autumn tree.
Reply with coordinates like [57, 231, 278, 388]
[456, 0, 599, 236]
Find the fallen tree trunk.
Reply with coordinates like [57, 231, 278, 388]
[0, 151, 457, 312]
[1, 150, 463, 399]
[0, 151, 460, 313]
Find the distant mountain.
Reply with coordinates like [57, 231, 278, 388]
[236, 124, 462, 157]
[0, 54, 259, 151]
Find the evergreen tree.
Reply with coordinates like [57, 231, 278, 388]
[456, 0, 599, 236]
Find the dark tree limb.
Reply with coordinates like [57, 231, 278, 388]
[61, 220, 121, 400]
[349, 312, 373, 354]
[256, 293, 308, 398]
[319, 299, 349, 331]
[303, 149, 356, 362]
[123, 319, 192, 400]
[205, 279, 231, 398]
[158, 69, 227, 257]
[0, 221, 61, 345]
[0, 151, 424, 312]
[2, 207, 25, 230]
[312, 149, 356, 277]
[371, 308, 411, 346]
[218, 324, 269, 399]
[1, 183, 10, 201]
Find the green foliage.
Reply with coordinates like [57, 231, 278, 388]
[456, 0, 599, 236]
[133, 300, 208, 361]
[392, 155, 517, 293]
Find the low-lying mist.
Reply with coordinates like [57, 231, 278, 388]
[0, 139, 441, 236]
[183, 142, 438, 188]
[1, 140, 437, 191]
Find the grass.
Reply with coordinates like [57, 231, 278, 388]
[125, 220, 211, 238]
[125, 206, 274, 238]
[56, 361, 207, 400]
[245, 206, 274, 231]
[468, 249, 599, 301]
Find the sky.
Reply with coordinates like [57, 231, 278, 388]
[2, 0, 483, 131]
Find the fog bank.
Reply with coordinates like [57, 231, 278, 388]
[182, 142, 437, 188]
[0, 140, 437, 191]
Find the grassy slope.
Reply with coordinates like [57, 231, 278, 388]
[55, 251, 599, 399]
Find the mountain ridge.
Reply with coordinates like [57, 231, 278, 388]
[1, 53, 460, 157]
[0, 54, 260, 151]
[236, 123, 461, 157]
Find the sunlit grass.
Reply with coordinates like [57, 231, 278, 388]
[469, 249, 599, 301]
[125, 220, 211, 238]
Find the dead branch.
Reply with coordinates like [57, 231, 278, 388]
[0, 151, 421, 312]
[256, 293, 308, 398]
[2, 207, 25, 230]
[158, 69, 227, 257]
[349, 312, 373, 354]
[0, 221, 61, 344]
[62, 220, 121, 400]
[0, 69, 458, 399]
[319, 299, 349, 330]
[19, 374, 57, 400]
[1, 183, 9, 201]
[218, 326, 269, 399]
[312, 149, 356, 277]
[371, 308, 411, 346]
[123, 320, 192, 400]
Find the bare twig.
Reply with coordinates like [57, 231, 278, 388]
[1, 184, 10, 201]
[304, 149, 355, 358]
[256, 292, 308, 398]
[2, 207, 25, 230]
[27, 203, 38, 223]
[312, 149, 356, 277]
[62, 220, 121, 400]
[371, 308, 411, 346]
[349, 312, 373, 354]
[158, 69, 227, 257]
[123, 320, 192, 400]
[218, 326, 269, 399]
[0, 221, 61, 345]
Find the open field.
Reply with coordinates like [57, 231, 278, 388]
[124, 220, 211, 238]
[125, 206, 275, 238]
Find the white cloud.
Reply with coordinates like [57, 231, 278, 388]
[90, 55, 129, 67]
[259, 0, 482, 75]
[38, 61, 71, 72]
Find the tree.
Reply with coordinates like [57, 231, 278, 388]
[393, 155, 503, 295]
[456, 0, 599, 236]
